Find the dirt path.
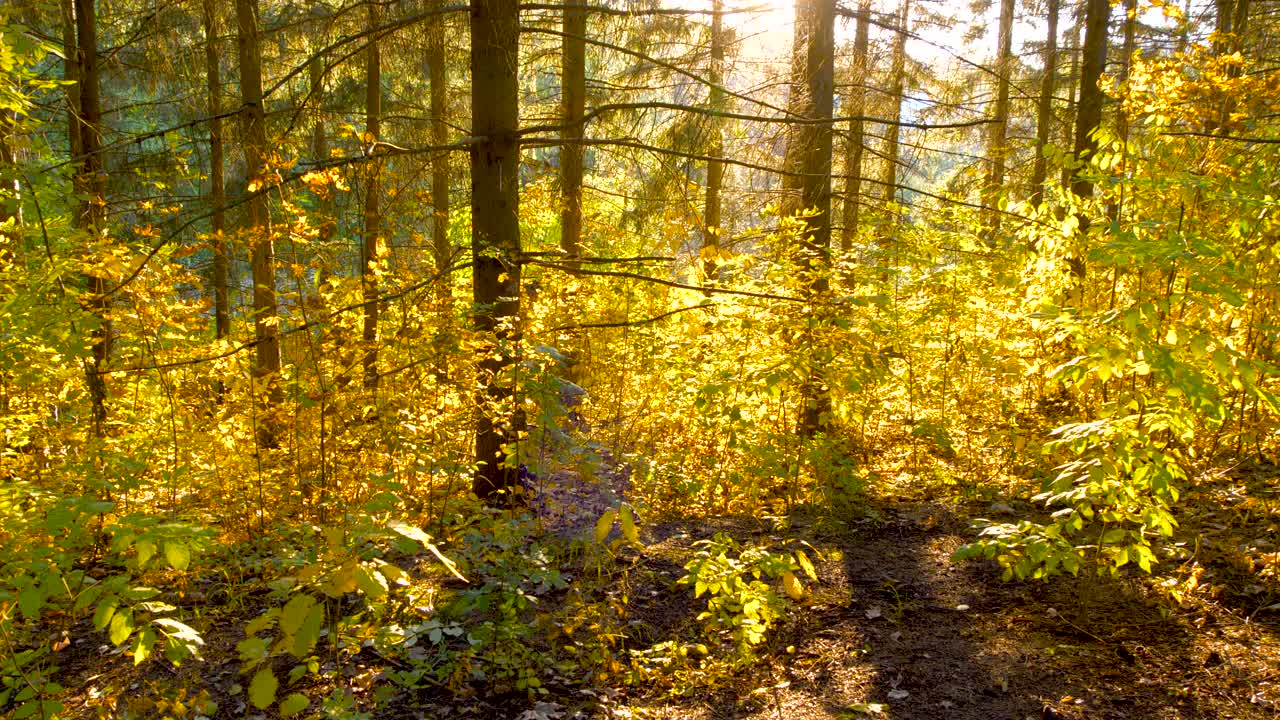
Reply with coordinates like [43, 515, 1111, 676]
[625, 502, 1280, 720]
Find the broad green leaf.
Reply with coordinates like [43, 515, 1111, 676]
[355, 564, 388, 600]
[291, 602, 325, 659]
[164, 541, 191, 572]
[93, 596, 119, 631]
[248, 667, 278, 710]
[136, 538, 157, 568]
[278, 693, 309, 717]
[108, 608, 134, 646]
[18, 586, 42, 620]
[133, 625, 156, 665]
[279, 594, 317, 639]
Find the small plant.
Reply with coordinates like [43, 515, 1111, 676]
[677, 533, 817, 661]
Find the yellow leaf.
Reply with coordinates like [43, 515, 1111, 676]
[619, 505, 639, 546]
[782, 571, 805, 601]
[594, 509, 617, 544]
[795, 550, 817, 581]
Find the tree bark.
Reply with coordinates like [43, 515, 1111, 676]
[1108, 0, 1136, 222]
[1071, 0, 1109, 203]
[1066, 0, 1110, 298]
[62, 0, 82, 165]
[796, 0, 835, 438]
[75, 0, 110, 436]
[880, 0, 909, 213]
[780, 0, 836, 438]
[235, 0, 283, 440]
[362, 2, 382, 390]
[204, 0, 230, 340]
[982, 0, 1015, 242]
[470, 0, 523, 503]
[429, 0, 450, 287]
[1060, 9, 1081, 189]
[1030, 0, 1059, 208]
[702, 0, 725, 282]
[838, 0, 870, 270]
[560, 0, 586, 267]
[310, 55, 334, 248]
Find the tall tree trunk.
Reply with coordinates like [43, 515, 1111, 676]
[880, 0, 909, 213]
[429, 0, 450, 292]
[235, 0, 283, 441]
[470, 0, 523, 503]
[362, 2, 382, 390]
[1211, 0, 1250, 131]
[75, 0, 110, 436]
[560, 0, 586, 268]
[310, 55, 334, 248]
[982, 0, 1015, 242]
[839, 0, 870, 270]
[62, 0, 82, 166]
[1071, 0, 1109, 203]
[204, 0, 230, 340]
[1066, 0, 1111, 297]
[793, 0, 836, 438]
[1030, 0, 1059, 208]
[702, 0, 725, 282]
[1060, 10, 1081, 189]
[1108, 0, 1136, 222]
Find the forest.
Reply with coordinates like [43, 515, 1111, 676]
[0, 0, 1278, 716]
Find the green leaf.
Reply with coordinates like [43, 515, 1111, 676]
[291, 603, 325, 659]
[163, 541, 191, 572]
[355, 564, 388, 600]
[93, 596, 119, 631]
[136, 538, 157, 568]
[248, 667, 278, 710]
[133, 625, 156, 665]
[108, 608, 134, 646]
[278, 693, 310, 717]
[18, 586, 43, 620]
[279, 594, 317, 639]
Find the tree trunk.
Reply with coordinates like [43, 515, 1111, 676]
[1071, 0, 1109, 203]
[204, 0, 230, 340]
[702, 0, 725, 282]
[838, 0, 870, 270]
[1060, 10, 1081, 189]
[75, 0, 110, 437]
[1030, 0, 1059, 208]
[429, 0, 450, 291]
[310, 55, 334, 248]
[982, 0, 1015, 242]
[62, 0, 82, 165]
[1066, 0, 1110, 297]
[1108, 0, 1136, 222]
[362, 2, 382, 390]
[560, 0, 586, 267]
[795, 0, 836, 438]
[235, 0, 283, 441]
[470, 0, 523, 503]
[880, 0, 909, 213]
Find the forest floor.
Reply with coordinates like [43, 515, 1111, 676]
[46, 458, 1280, 720]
